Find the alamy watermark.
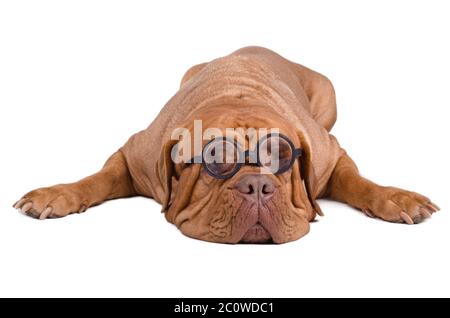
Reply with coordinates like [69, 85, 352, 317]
[170, 120, 288, 176]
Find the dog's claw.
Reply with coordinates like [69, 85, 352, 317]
[400, 211, 414, 225]
[13, 198, 27, 209]
[21, 202, 33, 213]
[39, 207, 53, 220]
[362, 208, 375, 218]
[427, 202, 440, 212]
[420, 208, 432, 218]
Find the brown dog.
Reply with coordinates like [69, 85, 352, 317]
[13, 46, 439, 244]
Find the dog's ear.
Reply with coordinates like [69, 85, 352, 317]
[165, 164, 202, 224]
[158, 139, 202, 223]
[291, 160, 316, 220]
[296, 130, 324, 216]
[157, 139, 178, 212]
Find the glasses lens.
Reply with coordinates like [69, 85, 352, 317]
[258, 135, 293, 174]
[203, 139, 240, 178]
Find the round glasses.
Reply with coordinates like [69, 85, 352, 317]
[189, 133, 302, 179]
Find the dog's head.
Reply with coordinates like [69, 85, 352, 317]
[158, 101, 321, 244]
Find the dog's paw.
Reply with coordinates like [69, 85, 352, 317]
[13, 185, 87, 220]
[361, 186, 439, 224]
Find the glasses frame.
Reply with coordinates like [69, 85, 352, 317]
[188, 133, 302, 179]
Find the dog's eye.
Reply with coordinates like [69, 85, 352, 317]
[203, 139, 238, 163]
[203, 139, 241, 178]
[258, 136, 293, 174]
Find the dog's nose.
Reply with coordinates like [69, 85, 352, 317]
[235, 174, 275, 200]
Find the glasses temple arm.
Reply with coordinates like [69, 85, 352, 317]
[293, 148, 303, 158]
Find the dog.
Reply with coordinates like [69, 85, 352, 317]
[13, 46, 439, 244]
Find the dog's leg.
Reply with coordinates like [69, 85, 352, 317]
[13, 151, 136, 219]
[291, 63, 337, 132]
[326, 151, 439, 224]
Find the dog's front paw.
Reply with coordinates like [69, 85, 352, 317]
[13, 185, 87, 220]
[362, 186, 439, 224]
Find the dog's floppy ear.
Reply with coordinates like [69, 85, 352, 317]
[291, 160, 316, 220]
[157, 139, 177, 212]
[158, 139, 202, 223]
[165, 164, 202, 224]
[296, 130, 324, 216]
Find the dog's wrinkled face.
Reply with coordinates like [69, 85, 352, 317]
[163, 106, 316, 244]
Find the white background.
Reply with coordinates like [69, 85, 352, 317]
[1, 0, 449, 297]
